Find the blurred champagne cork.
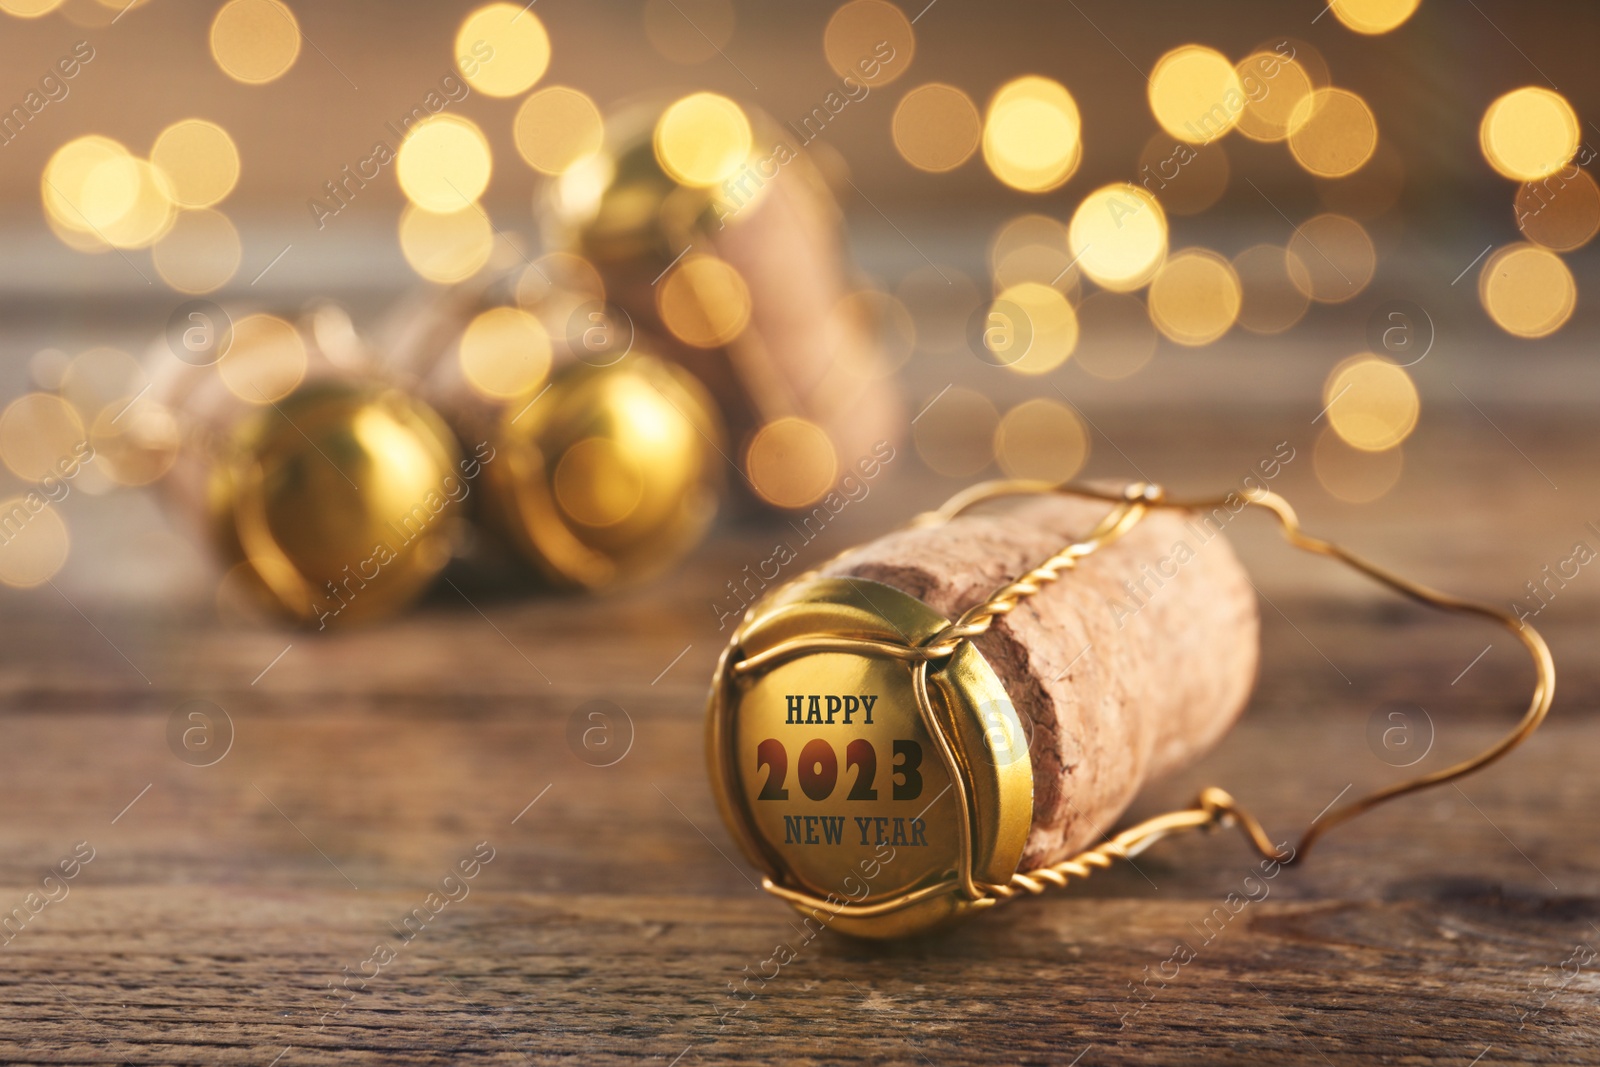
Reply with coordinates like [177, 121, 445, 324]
[541, 97, 904, 511]
[149, 302, 466, 628]
[819, 493, 1259, 868]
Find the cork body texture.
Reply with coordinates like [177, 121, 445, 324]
[818, 494, 1260, 869]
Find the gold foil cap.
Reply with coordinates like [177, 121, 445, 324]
[707, 576, 1032, 938]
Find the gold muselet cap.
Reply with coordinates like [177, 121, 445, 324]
[706, 575, 1033, 939]
[210, 379, 462, 629]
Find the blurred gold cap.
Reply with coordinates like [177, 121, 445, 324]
[210, 379, 463, 628]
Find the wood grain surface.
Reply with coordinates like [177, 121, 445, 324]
[0, 398, 1596, 1067]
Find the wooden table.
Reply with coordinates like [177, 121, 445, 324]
[1, 359, 1596, 1065]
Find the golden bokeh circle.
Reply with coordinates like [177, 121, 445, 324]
[458, 306, 553, 399]
[0, 500, 69, 588]
[990, 213, 1079, 294]
[1234, 51, 1315, 142]
[1288, 213, 1375, 303]
[153, 208, 242, 294]
[1516, 168, 1600, 252]
[1288, 88, 1378, 178]
[150, 119, 241, 209]
[1148, 45, 1242, 144]
[218, 313, 307, 404]
[554, 437, 646, 527]
[210, 0, 301, 86]
[991, 281, 1078, 374]
[397, 115, 493, 212]
[994, 398, 1088, 483]
[1068, 183, 1168, 292]
[653, 92, 753, 188]
[913, 386, 997, 478]
[1233, 244, 1312, 335]
[1073, 291, 1157, 380]
[90, 397, 179, 488]
[42, 135, 137, 236]
[982, 76, 1082, 193]
[1477, 243, 1577, 339]
[0, 393, 84, 482]
[398, 205, 494, 284]
[1314, 425, 1402, 504]
[893, 83, 981, 173]
[514, 86, 605, 176]
[0, 0, 66, 16]
[658, 254, 751, 348]
[1330, 0, 1421, 35]
[1323, 354, 1419, 452]
[746, 417, 837, 509]
[456, 2, 551, 98]
[1148, 248, 1241, 346]
[1480, 88, 1581, 182]
[823, 0, 913, 85]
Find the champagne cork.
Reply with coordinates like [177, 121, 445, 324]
[814, 492, 1259, 870]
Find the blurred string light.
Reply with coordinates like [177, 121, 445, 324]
[1480, 88, 1580, 182]
[1287, 88, 1378, 178]
[399, 205, 493, 284]
[989, 214, 1079, 295]
[1233, 50, 1315, 143]
[458, 307, 552, 399]
[1232, 244, 1311, 335]
[514, 87, 604, 175]
[913, 386, 996, 478]
[210, 0, 301, 85]
[1068, 184, 1168, 292]
[217, 313, 306, 404]
[1516, 167, 1600, 251]
[153, 208, 242, 294]
[1147, 248, 1241, 346]
[61, 346, 142, 418]
[643, 0, 735, 65]
[823, 0, 914, 84]
[994, 398, 1088, 482]
[982, 76, 1081, 193]
[1287, 213, 1375, 302]
[90, 395, 179, 487]
[1477, 243, 1577, 338]
[1148, 45, 1242, 144]
[0, 499, 69, 588]
[1072, 292, 1156, 380]
[653, 92, 752, 188]
[456, 3, 550, 97]
[149, 119, 243, 292]
[658, 254, 752, 348]
[1323, 354, 1419, 452]
[150, 120, 240, 209]
[397, 115, 493, 212]
[991, 281, 1076, 374]
[746, 417, 838, 510]
[0, 0, 63, 17]
[1314, 426, 1403, 503]
[1329, 0, 1421, 35]
[893, 83, 981, 173]
[0, 392, 82, 482]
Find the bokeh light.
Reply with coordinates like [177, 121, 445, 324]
[994, 398, 1088, 483]
[1516, 168, 1600, 251]
[823, 0, 914, 85]
[1288, 88, 1378, 178]
[61, 347, 142, 420]
[893, 83, 981, 173]
[913, 386, 997, 478]
[1314, 426, 1402, 504]
[0, 500, 69, 588]
[154, 208, 242, 294]
[1147, 248, 1241, 346]
[746, 417, 837, 509]
[992, 281, 1077, 374]
[1072, 291, 1157, 380]
[218, 313, 307, 404]
[0, 393, 83, 482]
[1323, 354, 1419, 452]
[1329, 0, 1421, 34]
[653, 92, 752, 188]
[42, 136, 137, 237]
[210, 0, 301, 86]
[1480, 88, 1581, 182]
[1232, 244, 1311, 335]
[982, 76, 1081, 193]
[458, 307, 553, 399]
[1234, 51, 1315, 142]
[399, 205, 494, 284]
[1137, 133, 1229, 215]
[514, 87, 604, 176]
[990, 214, 1079, 294]
[90, 397, 180, 487]
[1148, 45, 1242, 144]
[397, 115, 493, 212]
[1478, 243, 1577, 338]
[644, 0, 735, 64]
[1288, 213, 1375, 303]
[456, 3, 550, 98]
[0, 0, 65, 16]
[150, 119, 240, 209]
[553, 438, 646, 528]
[1069, 183, 1168, 292]
[659, 254, 752, 347]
